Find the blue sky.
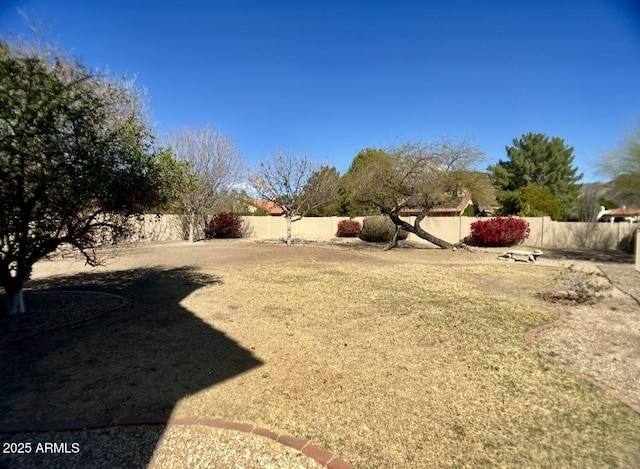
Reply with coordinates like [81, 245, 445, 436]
[2, 0, 639, 182]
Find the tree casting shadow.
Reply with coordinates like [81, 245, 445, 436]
[0, 266, 262, 468]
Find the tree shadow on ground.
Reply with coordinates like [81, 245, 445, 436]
[0, 267, 262, 468]
[539, 247, 634, 264]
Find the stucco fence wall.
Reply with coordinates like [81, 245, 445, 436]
[125, 214, 638, 253]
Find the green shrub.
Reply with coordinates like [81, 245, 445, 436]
[462, 204, 476, 217]
[358, 216, 409, 242]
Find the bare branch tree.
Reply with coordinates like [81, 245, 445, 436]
[249, 150, 339, 245]
[167, 126, 244, 242]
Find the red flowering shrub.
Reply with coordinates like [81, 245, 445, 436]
[206, 212, 244, 238]
[469, 217, 530, 247]
[336, 219, 362, 237]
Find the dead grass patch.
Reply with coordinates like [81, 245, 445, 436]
[2, 243, 640, 468]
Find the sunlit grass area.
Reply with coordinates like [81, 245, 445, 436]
[177, 257, 640, 468]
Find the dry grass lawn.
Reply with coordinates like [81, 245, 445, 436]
[1, 241, 639, 468]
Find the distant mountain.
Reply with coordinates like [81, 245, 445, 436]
[581, 182, 639, 208]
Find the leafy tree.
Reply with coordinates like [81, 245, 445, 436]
[455, 170, 496, 215]
[600, 125, 640, 206]
[249, 150, 339, 245]
[516, 184, 563, 220]
[0, 39, 179, 314]
[166, 126, 244, 242]
[491, 133, 583, 218]
[598, 198, 619, 210]
[302, 166, 342, 216]
[341, 148, 392, 216]
[350, 138, 492, 249]
[152, 147, 192, 212]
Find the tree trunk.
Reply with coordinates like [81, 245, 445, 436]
[3, 267, 30, 315]
[384, 224, 400, 251]
[188, 212, 195, 243]
[286, 216, 292, 245]
[388, 213, 457, 250]
[6, 290, 26, 315]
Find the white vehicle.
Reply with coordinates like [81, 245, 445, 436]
[597, 215, 637, 223]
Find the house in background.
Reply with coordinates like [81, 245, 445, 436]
[597, 206, 640, 223]
[243, 198, 285, 216]
[400, 195, 475, 217]
[242, 195, 500, 218]
[428, 195, 475, 216]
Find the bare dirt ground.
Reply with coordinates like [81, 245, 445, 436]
[1, 240, 639, 468]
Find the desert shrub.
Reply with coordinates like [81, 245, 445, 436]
[543, 267, 611, 304]
[358, 216, 409, 242]
[469, 217, 530, 246]
[336, 219, 362, 237]
[205, 212, 244, 239]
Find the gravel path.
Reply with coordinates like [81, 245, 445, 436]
[533, 261, 640, 413]
[0, 425, 330, 469]
[598, 263, 640, 305]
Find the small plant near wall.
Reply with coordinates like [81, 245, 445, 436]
[206, 212, 244, 238]
[469, 217, 530, 246]
[358, 216, 409, 242]
[462, 204, 476, 217]
[336, 219, 362, 237]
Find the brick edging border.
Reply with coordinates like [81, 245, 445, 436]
[524, 309, 640, 415]
[0, 417, 353, 469]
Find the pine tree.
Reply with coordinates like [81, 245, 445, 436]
[491, 133, 582, 218]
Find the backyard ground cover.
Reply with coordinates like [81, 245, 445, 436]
[1, 241, 639, 468]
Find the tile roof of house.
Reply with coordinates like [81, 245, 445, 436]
[429, 195, 472, 215]
[246, 198, 284, 216]
[401, 195, 473, 216]
[607, 208, 640, 216]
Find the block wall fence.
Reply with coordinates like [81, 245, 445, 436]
[127, 214, 638, 253]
